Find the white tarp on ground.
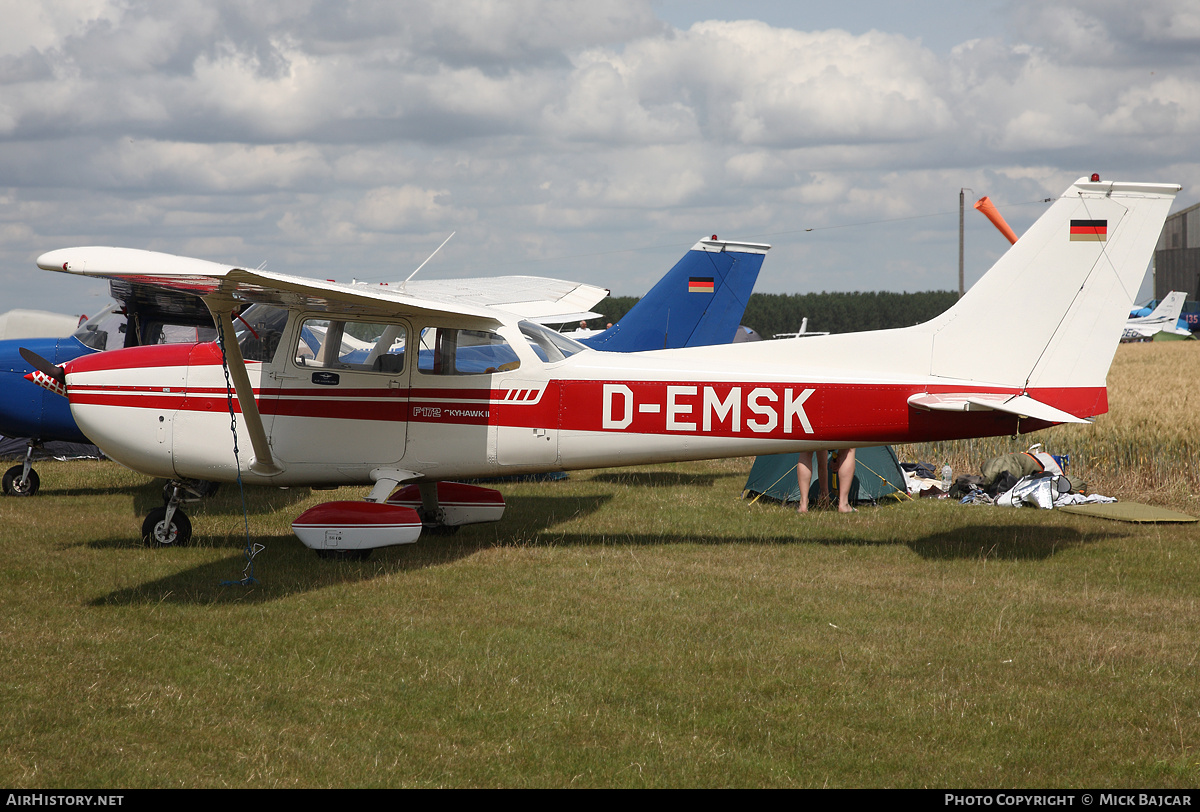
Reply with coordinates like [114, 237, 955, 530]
[994, 474, 1116, 509]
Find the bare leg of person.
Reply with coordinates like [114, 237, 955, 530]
[836, 448, 857, 513]
[796, 452, 813, 513]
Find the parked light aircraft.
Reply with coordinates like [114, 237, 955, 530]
[579, 236, 763, 351]
[1121, 290, 1191, 341]
[1129, 298, 1199, 333]
[4, 239, 765, 498]
[773, 317, 829, 339]
[27, 177, 1178, 557]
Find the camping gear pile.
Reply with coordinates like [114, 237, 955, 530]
[929, 444, 1115, 510]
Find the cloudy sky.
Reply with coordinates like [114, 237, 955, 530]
[3, 0, 1198, 318]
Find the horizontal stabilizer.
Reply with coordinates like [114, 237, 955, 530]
[907, 392, 1092, 424]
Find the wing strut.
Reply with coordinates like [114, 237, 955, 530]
[207, 297, 282, 476]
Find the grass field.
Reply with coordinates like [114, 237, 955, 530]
[1, 342, 1198, 788]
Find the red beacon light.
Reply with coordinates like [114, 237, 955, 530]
[1090, 173, 1100, 182]
[711, 234, 719, 240]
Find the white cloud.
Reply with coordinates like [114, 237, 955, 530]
[1, 0, 1198, 313]
[355, 184, 468, 231]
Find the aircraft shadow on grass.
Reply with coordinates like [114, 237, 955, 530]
[905, 523, 1110, 561]
[88, 493, 1113, 606]
[507, 523, 1105, 561]
[588, 471, 725, 488]
[128, 480, 314, 519]
[89, 493, 616, 605]
[39, 483, 148, 499]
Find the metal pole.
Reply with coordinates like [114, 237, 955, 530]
[958, 188, 965, 298]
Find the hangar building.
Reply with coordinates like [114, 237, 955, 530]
[1155, 201, 1200, 300]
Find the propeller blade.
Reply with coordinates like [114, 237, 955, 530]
[19, 347, 66, 385]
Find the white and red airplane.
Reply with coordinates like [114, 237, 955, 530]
[27, 176, 1179, 557]
[1121, 290, 1191, 341]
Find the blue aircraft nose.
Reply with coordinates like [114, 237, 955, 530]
[0, 336, 90, 443]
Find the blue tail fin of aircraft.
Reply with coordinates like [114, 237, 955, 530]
[580, 237, 769, 352]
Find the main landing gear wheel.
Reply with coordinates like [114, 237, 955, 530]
[142, 506, 193, 547]
[2, 464, 39, 496]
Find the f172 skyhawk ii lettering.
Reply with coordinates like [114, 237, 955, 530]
[28, 177, 1179, 557]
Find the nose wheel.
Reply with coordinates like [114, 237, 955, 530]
[142, 482, 193, 547]
[3, 442, 41, 497]
[142, 506, 192, 547]
[2, 464, 39, 496]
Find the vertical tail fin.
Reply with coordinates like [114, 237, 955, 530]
[1132, 290, 1188, 327]
[927, 178, 1179, 399]
[582, 238, 769, 352]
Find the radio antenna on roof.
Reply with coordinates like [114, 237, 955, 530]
[405, 232, 456, 285]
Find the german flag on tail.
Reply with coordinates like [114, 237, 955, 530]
[1070, 219, 1107, 241]
[688, 277, 715, 293]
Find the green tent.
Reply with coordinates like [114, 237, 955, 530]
[743, 446, 908, 506]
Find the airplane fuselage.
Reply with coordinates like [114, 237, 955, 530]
[60, 309, 1074, 488]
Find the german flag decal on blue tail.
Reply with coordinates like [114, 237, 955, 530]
[1070, 219, 1107, 241]
[688, 276, 715, 293]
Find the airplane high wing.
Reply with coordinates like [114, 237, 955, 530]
[30, 177, 1180, 557]
[38, 246, 610, 323]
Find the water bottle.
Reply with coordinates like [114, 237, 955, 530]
[941, 464, 952, 493]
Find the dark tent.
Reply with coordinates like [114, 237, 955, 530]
[743, 446, 908, 507]
[0, 436, 102, 461]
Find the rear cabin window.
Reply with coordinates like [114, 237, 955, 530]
[417, 327, 519, 375]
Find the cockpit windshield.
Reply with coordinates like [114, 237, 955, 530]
[72, 302, 242, 353]
[72, 306, 129, 351]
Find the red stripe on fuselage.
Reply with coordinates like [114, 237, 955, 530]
[64, 346, 1107, 442]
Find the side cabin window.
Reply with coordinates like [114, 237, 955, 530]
[417, 327, 519, 375]
[294, 317, 408, 373]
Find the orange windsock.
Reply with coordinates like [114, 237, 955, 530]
[974, 196, 1018, 244]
